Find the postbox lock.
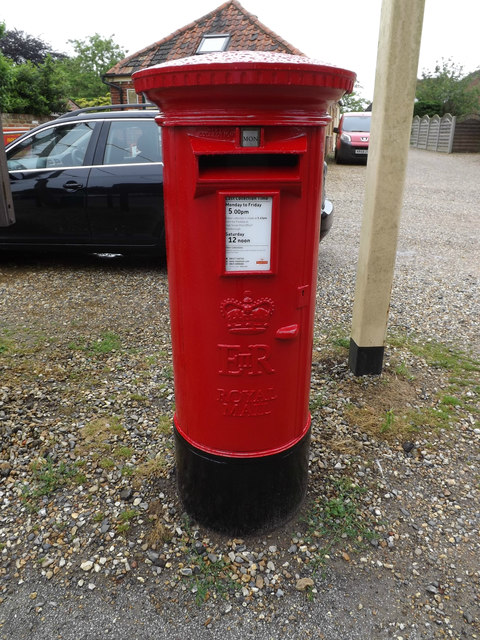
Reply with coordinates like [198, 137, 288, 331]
[241, 127, 262, 147]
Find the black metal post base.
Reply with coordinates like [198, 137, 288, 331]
[174, 427, 311, 536]
[348, 338, 384, 376]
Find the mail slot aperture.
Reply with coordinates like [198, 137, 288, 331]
[198, 153, 300, 181]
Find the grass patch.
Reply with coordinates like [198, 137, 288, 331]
[113, 446, 134, 460]
[314, 327, 351, 356]
[156, 415, 171, 436]
[133, 455, 167, 490]
[332, 336, 350, 350]
[20, 457, 86, 509]
[118, 509, 137, 522]
[68, 337, 88, 351]
[115, 509, 138, 535]
[394, 361, 415, 381]
[310, 390, 328, 413]
[146, 520, 173, 547]
[77, 416, 124, 457]
[135, 456, 166, 479]
[440, 394, 461, 407]
[408, 406, 453, 430]
[306, 477, 374, 543]
[128, 393, 147, 403]
[303, 477, 378, 573]
[187, 555, 236, 606]
[344, 382, 419, 442]
[68, 331, 123, 355]
[0, 334, 12, 354]
[121, 466, 135, 478]
[0, 327, 50, 362]
[163, 365, 174, 380]
[389, 335, 479, 375]
[91, 331, 122, 354]
[81, 416, 124, 439]
[98, 458, 116, 470]
[380, 408, 396, 434]
[346, 399, 456, 441]
[315, 331, 479, 444]
[77, 417, 139, 468]
[391, 335, 480, 430]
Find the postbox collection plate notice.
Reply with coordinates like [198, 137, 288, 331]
[225, 196, 272, 272]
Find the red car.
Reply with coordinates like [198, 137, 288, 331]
[334, 112, 371, 164]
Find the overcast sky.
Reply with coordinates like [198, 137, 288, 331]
[1, 0, 478, 100]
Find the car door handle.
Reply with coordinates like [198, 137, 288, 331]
[63, 180, 84, 192]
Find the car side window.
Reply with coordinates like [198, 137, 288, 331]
[7, 122, 96, 171]
[103, 121, 162, 165]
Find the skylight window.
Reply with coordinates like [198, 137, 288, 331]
[197, 34, 231, 54]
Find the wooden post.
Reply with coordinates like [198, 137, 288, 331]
[349, 0, 425, 375]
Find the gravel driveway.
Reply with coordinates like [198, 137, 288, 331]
[319, 148, 479, 354]
[0, 149, 479, 639]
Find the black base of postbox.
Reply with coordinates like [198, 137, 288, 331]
[174, 427, 310, 536]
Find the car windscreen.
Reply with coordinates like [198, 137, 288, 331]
[342, 116, 371, 133]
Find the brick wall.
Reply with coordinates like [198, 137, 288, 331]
[1, 113, 52, 128]
[109, 82, 141, 105]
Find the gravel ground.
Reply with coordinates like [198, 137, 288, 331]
[0, 148, 479, 639]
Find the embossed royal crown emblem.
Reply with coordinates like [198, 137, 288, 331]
[221, 291, 274, 334]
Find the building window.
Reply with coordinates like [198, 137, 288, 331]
[126, 89, 141, 104]
[196, 34, 231, 54]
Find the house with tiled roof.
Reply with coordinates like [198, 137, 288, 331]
[103, 0, 340, 153]
[104, 0, 304, 104]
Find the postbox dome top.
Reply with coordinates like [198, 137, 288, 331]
[145, 50, 342, 69]
[134, 51, 355, 89]
[133, 51, 356, 126]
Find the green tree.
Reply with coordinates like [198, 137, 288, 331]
[415, 59, 480, 117]
[0, 22, 68, 114]
[1, 28, 126, 113]
[62, 34, 125, 100]
[0, 28, 65, 64]
[3, 56, 68, 115]
[0, 54, 14, 111]
[0, 22, 15, 112]
[37, 56, 69, 113]
[340, 82, 371, 113]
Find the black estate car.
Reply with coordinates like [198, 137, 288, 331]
[3, 105, 333, 258]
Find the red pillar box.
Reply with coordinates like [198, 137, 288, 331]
[133, 52, 355, 534]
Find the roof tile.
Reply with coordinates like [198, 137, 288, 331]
[105, 0, 304, 77]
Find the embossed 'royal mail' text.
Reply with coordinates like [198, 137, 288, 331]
[217, 387, 277, 417]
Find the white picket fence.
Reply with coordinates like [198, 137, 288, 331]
[410, 113, 456, 153]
